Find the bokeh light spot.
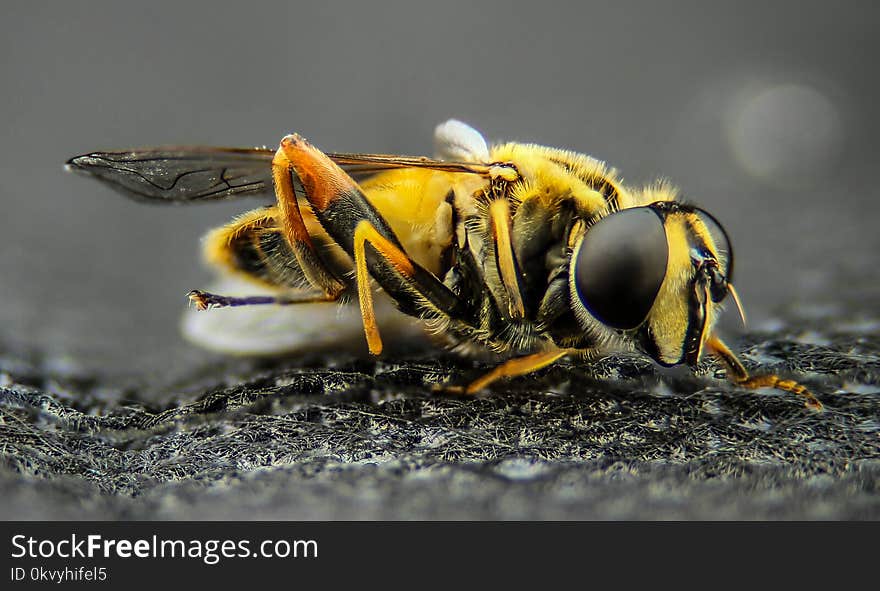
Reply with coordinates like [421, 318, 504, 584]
[726, 83, 843, 187]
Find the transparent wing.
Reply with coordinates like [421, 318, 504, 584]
[66, 146, 501, 204]
[327, 153, 500, 176]
[66, 147, 277, 203]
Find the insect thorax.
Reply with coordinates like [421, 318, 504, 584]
[435, 143, 628, 356]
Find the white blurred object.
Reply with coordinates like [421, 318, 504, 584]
[433, 119, 490, 162]
[181, 276, 425, 356]
[726, 83, 843, 188]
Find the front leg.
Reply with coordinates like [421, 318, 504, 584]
[705, 334, 823, 410]
[278, 134, 469, 355]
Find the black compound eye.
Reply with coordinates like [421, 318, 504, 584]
[574, 207, 669, 330]
[694, 207, 734, 286]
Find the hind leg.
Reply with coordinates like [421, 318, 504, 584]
[278, 134, 470, 355]
[187, 289, 338, 310]
[272, 144, 347, 297]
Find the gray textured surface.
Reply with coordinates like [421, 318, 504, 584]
[2, 277, 878, 520]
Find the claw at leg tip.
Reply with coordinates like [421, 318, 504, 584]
[187, 290, 209, 311]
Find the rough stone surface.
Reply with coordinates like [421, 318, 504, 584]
[1, 279, 878, 520]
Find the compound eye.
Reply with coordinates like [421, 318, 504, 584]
[574, 207, 669, 330]
[694, 207, 734, 286]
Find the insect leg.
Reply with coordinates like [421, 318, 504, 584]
[187, 289, 338, 310]
[488, 198, 526, 319]
[272, 146, 346, 297]
[437, 349, 571, 395]
[705, 334, 823, 410]
[279, 134, 468, 355]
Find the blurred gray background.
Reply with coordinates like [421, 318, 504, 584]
[1, 0, 878, 378]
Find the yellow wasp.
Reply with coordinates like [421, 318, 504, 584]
[67, 120, 821, 409]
